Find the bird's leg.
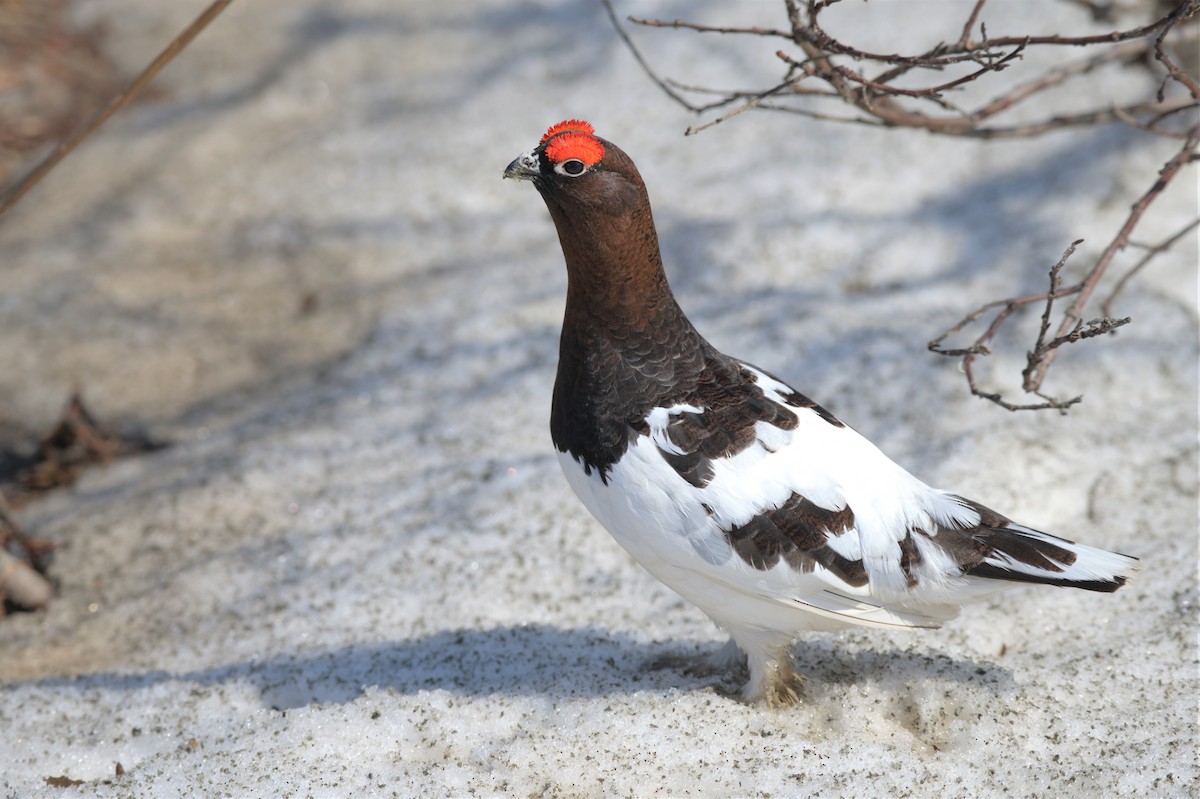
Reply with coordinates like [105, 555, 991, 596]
[741, 642, 806, 706]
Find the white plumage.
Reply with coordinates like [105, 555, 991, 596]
[557, 359, 1137, 704]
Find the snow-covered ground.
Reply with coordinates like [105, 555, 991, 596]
[1, 1, 1196, 796]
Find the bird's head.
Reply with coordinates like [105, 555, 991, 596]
[504, 119, 645, 215]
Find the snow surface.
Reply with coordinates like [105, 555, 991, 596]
[0, 1, 1196, 797]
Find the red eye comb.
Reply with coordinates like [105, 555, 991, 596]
[545, 131, 605, 166]
[540, 119, 595, 143]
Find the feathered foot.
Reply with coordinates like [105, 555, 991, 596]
[739, 638, 806, 706]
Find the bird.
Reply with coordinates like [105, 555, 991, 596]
[503, 119, 1139, 705]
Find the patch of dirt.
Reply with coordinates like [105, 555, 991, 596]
[1, 393, 163, 508]
[1, 394, 162, 615]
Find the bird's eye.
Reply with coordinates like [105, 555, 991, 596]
[555, 159, 587, 177]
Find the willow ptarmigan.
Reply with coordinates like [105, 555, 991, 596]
[504, 119, 1138, 705]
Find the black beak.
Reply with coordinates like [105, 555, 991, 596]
[504, 150, 540, 181]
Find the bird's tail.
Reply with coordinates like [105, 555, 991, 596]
[962, 524, 1138, 592]
[948, 497, 1139, 592]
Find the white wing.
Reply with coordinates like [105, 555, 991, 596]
[558, 359, 1135, 633]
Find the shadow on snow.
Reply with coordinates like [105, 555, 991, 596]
[14, 624, 1014, 710]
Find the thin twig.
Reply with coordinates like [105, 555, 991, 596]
[1023, 124, 1200, 391]
[1019, 247, 1132, 401]
[927, 243, 1082, 360]
[0, 0, 235, 222]
[1154, 20, 1200, 99]
[666, 78, 838, 100]
[1032, 247, 1072, 362]
[1145, 99, 1200, 128]
[966, 39, 1151, 124]
[830, 43, 1026, 99]
[797, 0, 1185, 63]
[966, 98, 1196, 139]
[624, 0, 1192, 139]
[687, 95, 774, 136]
[603, 0, 713, 112]
[759, 103, 885, 128]
[1102, 217, 1200, 316]
[928, 239, 1129, 411]
[626, 16, 791, 39]
[957, 0, 989, 48]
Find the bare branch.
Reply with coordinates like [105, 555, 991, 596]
[1023, 123, 1199, 392]
[0, 0, 235, 223]
[928, 241, 1130, 412]
[685, 67, 827, 134]
[1154, 19, 1200, 99]
[958, 0, 989, 48]
[614, 0, 1200, 409]
[603, 0, 708, 112]
[627, 15, 791, 39]
[967, 39, 1149, 123]
[798, 0, 1190, 63]
[619, 0, 1196, 139]
[830, 43, 1027, 99]
[1102, 217, 1200, 317]
[1019, 253, 1132, 400]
